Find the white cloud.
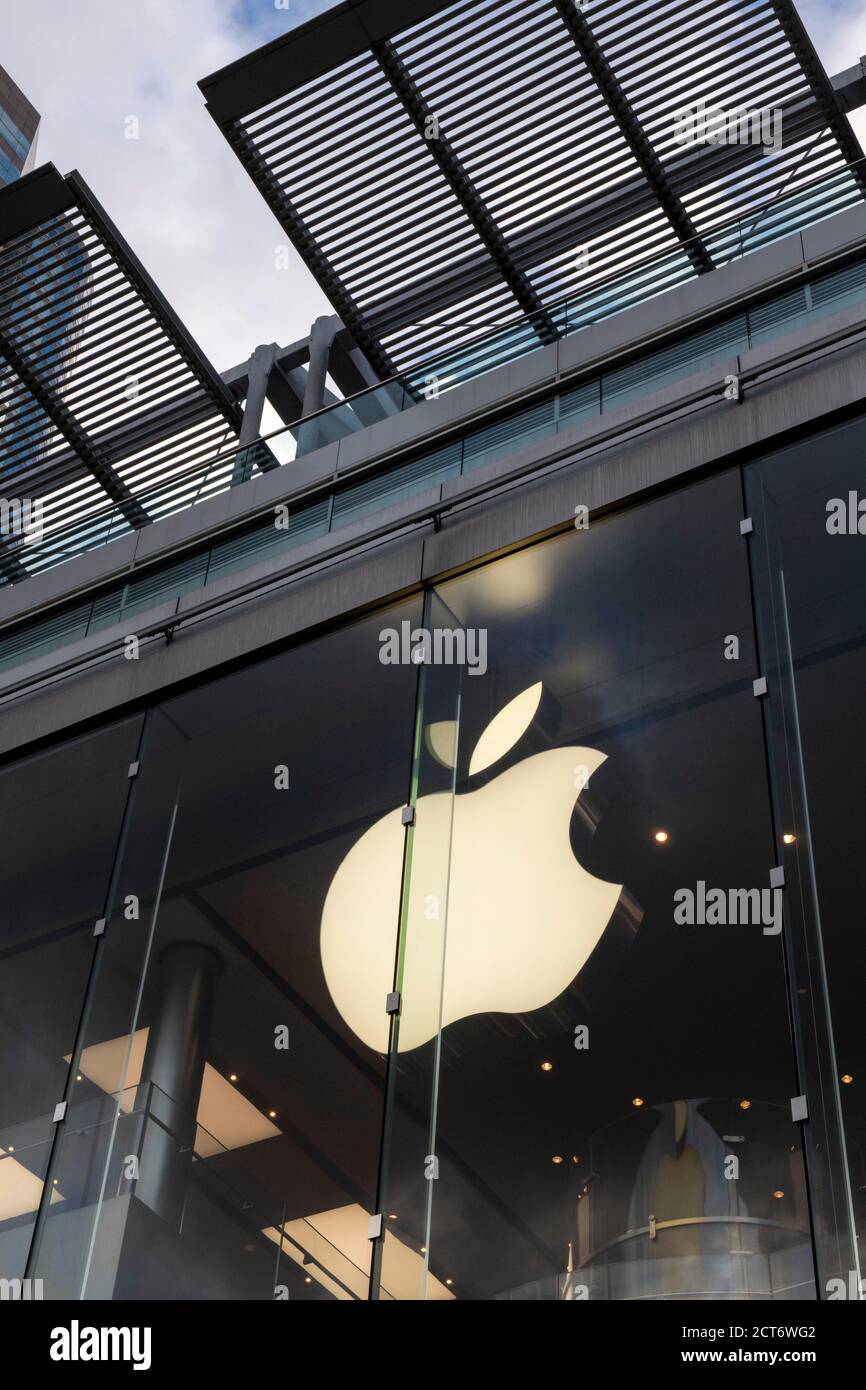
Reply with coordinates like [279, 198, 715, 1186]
[791, 0, 866, 145]
[1, 0, 334, 372]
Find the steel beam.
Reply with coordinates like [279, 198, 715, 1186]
[768, 0, 866, 184]
[550, 0, 714, 275]
[832, 59, 866, 113]
[373, 37, 559, 345]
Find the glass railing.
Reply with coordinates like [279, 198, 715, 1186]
[278, 159, 866, 455]
[2, 157, 865, 589]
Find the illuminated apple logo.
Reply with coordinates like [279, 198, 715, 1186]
[320, 683, 623, 1053]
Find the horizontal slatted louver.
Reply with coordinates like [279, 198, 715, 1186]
[202, 0, 865, 376]
[0, 169, 243, 584]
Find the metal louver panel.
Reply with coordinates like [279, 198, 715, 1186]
[0, 164, 246, 583]
[200, 0, 865, 375]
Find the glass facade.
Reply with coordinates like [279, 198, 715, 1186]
[1, 429, 864, 1300]
[0, 65, 39, 188]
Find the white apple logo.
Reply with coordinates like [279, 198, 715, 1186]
[320, 683, 623, 1053]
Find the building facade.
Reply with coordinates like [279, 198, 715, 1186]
[1, 0, 866, 1302]
[0, 63, 38, 188]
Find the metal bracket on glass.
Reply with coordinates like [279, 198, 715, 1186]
[127, 761, 140, 779]
[368, 1213, 383, 1241]
[739, 517, 754, 537]
[53, 1101, 67, 1123]
[753, 677, 768, 698]
[770, 866, 786, 890]
[93, 918, 106, 937]
[386, 992, 401, 1016]
[401, 805, 415, 827]
[790, 1095, 808, 1124]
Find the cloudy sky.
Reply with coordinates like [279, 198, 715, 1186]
[2, 0, 866, 376]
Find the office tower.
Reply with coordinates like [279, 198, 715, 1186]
[0, 63, 38, 188]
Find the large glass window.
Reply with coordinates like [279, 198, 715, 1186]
[29, 603, 422, 1300]
[747, 415, 866, 1294]
[12, 446, 866, 1301]
[376, 471, 813, 1300]
[0, 718, 142, 1286]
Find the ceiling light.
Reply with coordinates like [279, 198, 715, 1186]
[388, 1213, 398, 1220]
[229, 1073, 238, 1082]
[304, 1276, 312, 1284]
[540, 1061, 553, 1072]
[571, 1155, 579, 1164]
[268, 1110, 277, 1119]
[76, 1074, 82, 1082]
[783, 833, 796, 845]
[551, 1155, 564, 1164]
[842, 1074, 854, 1085]
[654, 831, 669, 844]
[739, 1099, 751, 1110]
[631, 1097, 645, 1107]
[773, 1190, 784, 1200]
[446, 1278, 454, 1286]
[265, 1206, 454, 1301]
[421, 1246, 427, 1253]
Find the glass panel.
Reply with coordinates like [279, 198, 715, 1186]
[408, 470, 813, 1300]
[332, 444, 461, 529]
[603, 315, 750, 411]
[206, 499, 331, 586]
[462, 399, 556, 475]
[0, 717, 142, 1289]
[48, 602, 422, 1300]
[30, 710, 189, 1298]
[374, 591, 464, 1302]
[747, 416, 866, 1295]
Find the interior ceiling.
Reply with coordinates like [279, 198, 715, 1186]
[0, 165, 245, 586]
[201, 0, 866, 378]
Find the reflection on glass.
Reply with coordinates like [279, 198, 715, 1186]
[747, 415, 866, 1291]
[0, 718, 142, 1289]
[29, 605, 421, 1300]
[382, 469, 813, 1300]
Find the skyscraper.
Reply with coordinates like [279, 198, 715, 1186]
[0, 63, 38, 188]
